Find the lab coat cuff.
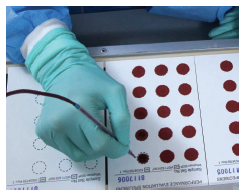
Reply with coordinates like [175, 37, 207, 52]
[20, 18, 69, 60]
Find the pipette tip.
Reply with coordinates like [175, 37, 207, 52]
[128, 149, 136, 158]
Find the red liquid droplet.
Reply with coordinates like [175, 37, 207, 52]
[155, 64, 168, 76]
[232, 143, 239, 156]
[226, 100, 239, 113]
[134, 107, 148, 119]
[229, 121, 239, 134]
[220, 60, 233, 72]
[132, 66, 145, 78]
[160, 150, 175, 163]
[135, 129, 148, 141]
[158, 127, 173, 140]
[180, 104, 194, 117]
[223, 80, 237, 92]
[176, 63, 190, 75]
[156, 85, 169, 97]
[157, 106, 171, 118]
[132, 86, 146, 98]
[184, 148, 199, 161]
[137, 153, 149, 164]
[178, 83, 192, 95]
[182, 126, 196, 138]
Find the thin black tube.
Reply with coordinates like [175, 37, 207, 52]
[6, 89, 76, 106]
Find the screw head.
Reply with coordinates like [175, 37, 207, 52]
[101, 48, 107, 53]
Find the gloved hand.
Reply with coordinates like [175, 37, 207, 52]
[25, 27, 131, 162]
[209, 7, 239, 39]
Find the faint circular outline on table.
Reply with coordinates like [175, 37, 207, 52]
[32, 161, 47, 174]
[84, 159, 98, 170]
[33, 137, 47, 150]
[59, 159, 73, 172]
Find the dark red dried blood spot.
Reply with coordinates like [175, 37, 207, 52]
[158, 127, 173, 140]
[160, 150, 175, 163]
[180, 104, 194, 117]
[135, 129, 148, 141]
[178, 83, 192, 95]
[133, 86, 146, 98]
[156, 85, 169, 97]
[223, 80, 237, 92]
[184, 148, 199, 161]
[134, 107, 148, 119]
[157, 106, 171, 118]
[232, 143, 239, 156]
[220, 60, 233, 72]
[182, 126, 196, 138]
[137, 153, 149, 164]
[226, 100, 239, 113]
[229, 121, 239, 134]
[155, 64, 168, 76]
[176, 63, 190, 75]
[132, 66, 145, 78]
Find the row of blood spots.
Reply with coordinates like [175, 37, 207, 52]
[158, 125, 197, 141]
[135, 125, 196, 142]
[221, 60, 239, 156]
[133, 83, 191, 98]
[134, 102, 194, 119]
[159, 148, 199, 163]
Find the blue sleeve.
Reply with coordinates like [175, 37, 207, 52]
[6, 6, 72, 64]
[147, 6, 233, 23]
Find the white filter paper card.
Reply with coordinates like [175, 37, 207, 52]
[6, 64, 106, 190]
[195, 53, 239, 185]
[105, 56, 208, 190]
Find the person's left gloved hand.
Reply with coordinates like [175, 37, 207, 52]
[24, 27, 131, 162]
[209, 7, 239, 39]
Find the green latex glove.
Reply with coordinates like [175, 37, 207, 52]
[209, 7, 239, 39]
[25, 28, 131, 162]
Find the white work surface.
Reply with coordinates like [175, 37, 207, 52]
[6, 53, 239, 190]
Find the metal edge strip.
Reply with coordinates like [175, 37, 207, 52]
[87, 39, 239, 58]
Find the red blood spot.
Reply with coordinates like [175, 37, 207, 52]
[220, 60, 233, 72]
[182, 126, 196, 138]
[184, 148, 199, 161]
[155, 64, 168, 76]
[132, 66, 145, 78]
[132, 86, 146, 98]
[137, 153, 149, 164]
[160, 150, 175, 163]
[180, 104, 194, 117]
[157, 106, 171, 118]
[135, 129, 148, 141]
[134, 107, 148, 119]
[223, 80, 237, 92]
[176, 63, 190, 75]
[156, 85, 169, 97]
[226, 100, 239, 113]
[158, 127, 173, 140]
[229, 121, 239, 134]
[178, 83, 192, 95]
[232, 143, 239, 156]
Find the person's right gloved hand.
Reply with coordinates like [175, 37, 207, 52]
[25, 27, 131, 162]
[209, 7, 239, 39]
